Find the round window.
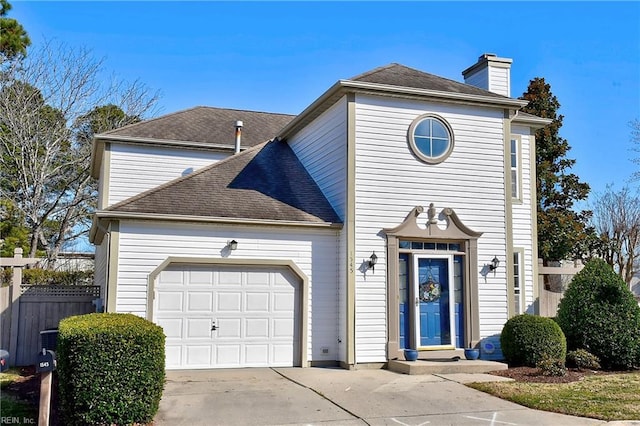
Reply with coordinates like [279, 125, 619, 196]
[407, 114, 454, 164]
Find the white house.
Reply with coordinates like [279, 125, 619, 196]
[90, 53, 551, 370]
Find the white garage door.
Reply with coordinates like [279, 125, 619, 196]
[154, 264, 301, 369]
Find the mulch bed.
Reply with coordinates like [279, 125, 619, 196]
[489, 366, 622, 383]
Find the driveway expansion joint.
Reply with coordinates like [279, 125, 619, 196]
[270, 367, 371, 426]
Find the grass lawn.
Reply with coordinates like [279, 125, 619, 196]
[468, 371, 640, 421]
[1, 368, 39, 420]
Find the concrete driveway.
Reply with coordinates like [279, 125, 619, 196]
[154, 367, 607, 426]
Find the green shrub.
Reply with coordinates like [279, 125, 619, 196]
[556, 258, 640, 370]
[500, 314, 567, 367]
[23, 268, 93, 285]
[3, 268, 94, 287]
[566, 349, 601, 371]
[1, 268, 11, 287]
[57, 313, 165, 426]
[537, 356, 566, 377]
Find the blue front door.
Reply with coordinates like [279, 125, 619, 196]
[399, 252, 464, 350]
[416, 256, 453, 348]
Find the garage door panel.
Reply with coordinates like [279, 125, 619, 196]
[275, 270, 297, 287]
[273, 292, 295, 312]
[273, 344, 295, 364]
[273, 318, 294, 338]
[165, 346, 182, 368]
[245, 318, 269, 338]
[245, 344, 269, 365]
[188, 269, 213, 285]
[218, 270, 242, 286]
[216, 292, 242, 311]
[186, 345, 212, 366]
[246, 292, 270, 312]
[157, 318, 183, 338]
[187, 291, 213, 311]
[158, 291, 183, 311]
[216, 345, 241, 365]
[216, 318, 241, 338]
[246, 271, 270, 286]
[186, 318, 213, 338]
[158, 269, 183, 285]
[156, 265, 300, 369]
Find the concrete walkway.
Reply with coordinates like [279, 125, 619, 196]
[153, 367, 625, 426]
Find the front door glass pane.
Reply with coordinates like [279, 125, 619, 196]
[454, 255, 464, 348]
[399, 254, 409, 349]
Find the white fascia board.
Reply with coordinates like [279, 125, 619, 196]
[340, 80, 529, 108]
[95, 134, 237, 152]
[279, 80, 529, 140]
[90, 139, 105, 179]
[94, 210, 343, 230]
[512, 114, 553, 129]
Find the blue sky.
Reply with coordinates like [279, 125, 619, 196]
[11, 1, 640, 206]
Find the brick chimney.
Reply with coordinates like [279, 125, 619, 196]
[462, 53, 513, 97]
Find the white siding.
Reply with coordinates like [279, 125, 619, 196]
[107, 144, 229, 206]
[288, 98, 347, 219]
[464, 66, 510, 97]
[489, 66, 510, 97]
[464, 72, 489, 93]
[353, 94, 509, 363]
[288, 97, 348, 362]
[511, 126, 536, 313]
[114, 221, 339, 363]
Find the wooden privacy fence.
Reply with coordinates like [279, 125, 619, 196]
[538, 259, 584, 317]
[1, 248, 100, 366]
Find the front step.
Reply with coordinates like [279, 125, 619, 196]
[388, 359, 508, 375]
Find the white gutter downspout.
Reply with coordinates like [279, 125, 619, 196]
[234, 120, 243, 154]
[96, 220, 110, 313]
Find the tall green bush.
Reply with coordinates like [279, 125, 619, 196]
[500, 314, 566, 367]
[57, 313, 165, 425]
[556, 258, 640, 370]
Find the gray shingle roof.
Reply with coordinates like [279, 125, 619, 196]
[99, 106, 295, 148]
[350, 63, 508, 99]
[105, 139, 341, 225]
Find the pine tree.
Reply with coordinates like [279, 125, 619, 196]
[0, 0, 31, 60]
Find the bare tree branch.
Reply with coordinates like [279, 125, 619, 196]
[0, 38, 159, 264]
[591, 185, 640, 288]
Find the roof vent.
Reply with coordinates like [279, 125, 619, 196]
[234, 120, 243, 154]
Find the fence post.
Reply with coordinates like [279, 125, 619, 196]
[537, 258, 544, 315]
[10, 249, 23, 367]
[2, 248, 38, 366]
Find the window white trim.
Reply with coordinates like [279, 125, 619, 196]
[511, 249, 525, 316]
[407, 113, 455, 164]
[510, 137, 522, 201]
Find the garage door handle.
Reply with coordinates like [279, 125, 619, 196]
[211, 322, 217, 331]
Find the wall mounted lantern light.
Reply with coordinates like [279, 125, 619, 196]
[368, 252, 378, 272]
[227, 240, 238, 251]
[488, 255, 500, 271]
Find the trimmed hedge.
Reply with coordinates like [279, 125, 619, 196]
[57, 313, 165, 425]
[500, 314, 567, 367]
[556, 258, 640, 370]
